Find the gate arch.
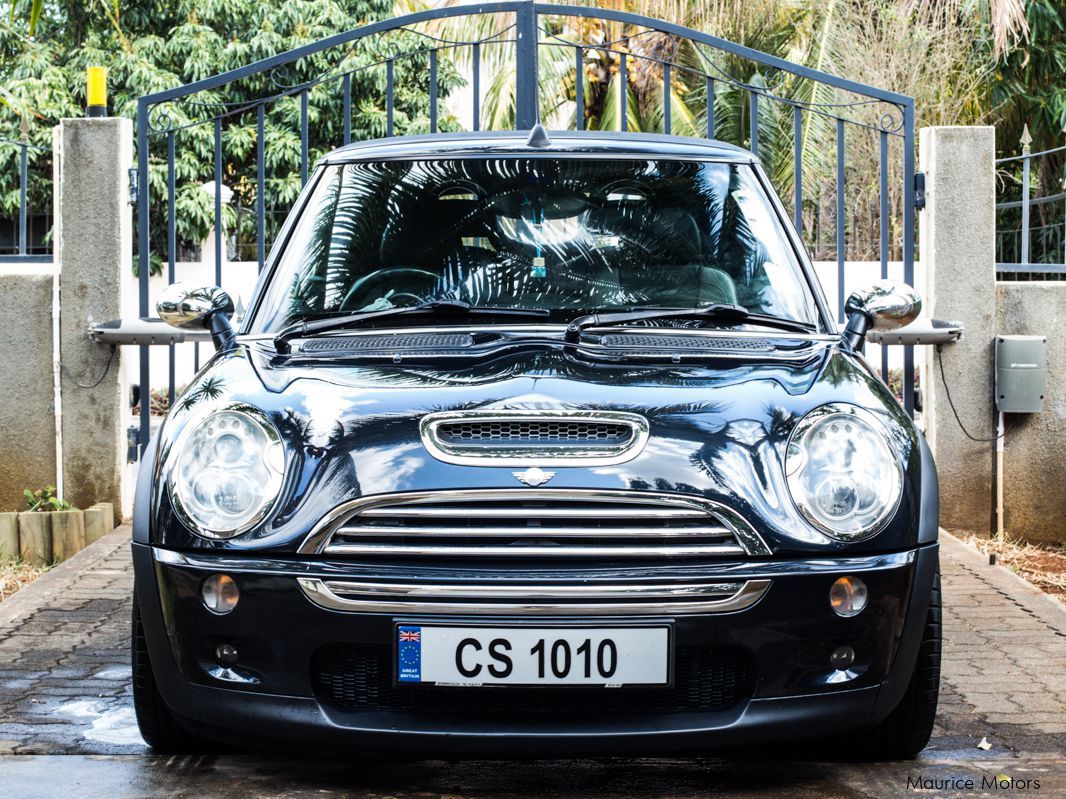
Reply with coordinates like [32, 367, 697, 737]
[135, 2, 917, 450]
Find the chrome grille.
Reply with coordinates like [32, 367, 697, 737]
[301, 490, 770, 560]
[420, 410, 649, 466]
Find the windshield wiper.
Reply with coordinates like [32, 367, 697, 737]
[274, 299, 551, 353]
[564, 304, 815, 343]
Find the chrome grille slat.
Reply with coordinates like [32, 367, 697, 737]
[298, 577, 772, 615]
[302, 489, 772, 559]
[359, 506, 708, 519]
[315, 580, 746, 599]
[335, 524, 734, 538]
[323, 543, 748, 558]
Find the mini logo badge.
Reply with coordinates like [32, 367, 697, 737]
[512, 466, 556, 487]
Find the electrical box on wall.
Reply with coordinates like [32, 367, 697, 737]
[995, 335, 1046, 413]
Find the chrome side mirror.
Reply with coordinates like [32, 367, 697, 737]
[842, 280, 922, 352]
[157, 283, 236, 351]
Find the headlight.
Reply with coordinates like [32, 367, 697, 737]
[785, 404, 902, 541]
[169, 408, 285, 538]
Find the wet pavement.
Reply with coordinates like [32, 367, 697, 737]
[0, 528, 1064, 797]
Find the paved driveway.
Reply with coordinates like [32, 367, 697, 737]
[0, 528, 1063, 798]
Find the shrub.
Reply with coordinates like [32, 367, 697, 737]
[23, 486, 74, 513]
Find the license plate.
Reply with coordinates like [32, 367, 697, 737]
[396, 625, 670, 686]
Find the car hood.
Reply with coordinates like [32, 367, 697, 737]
[150, 335, 924, 555]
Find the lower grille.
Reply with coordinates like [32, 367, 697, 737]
[311, 643, 754, 717]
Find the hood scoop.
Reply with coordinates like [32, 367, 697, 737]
[419, 409, 649, 467]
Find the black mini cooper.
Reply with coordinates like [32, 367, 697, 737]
[133, 129, 940, 759]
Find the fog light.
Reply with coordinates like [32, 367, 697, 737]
[830, 645, 856, 670]
[202, 574, 239, 614]
[215, 642, 239, 667]
[830, 576, 867, 617]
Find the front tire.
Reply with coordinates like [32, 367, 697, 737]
[131, 596, 209, 754]
[852, 564, 942, 760]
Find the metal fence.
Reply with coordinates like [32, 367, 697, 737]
[995, 127, 1066, 279]
[0, 130, 52, 263]
[134, 2, 919, 452]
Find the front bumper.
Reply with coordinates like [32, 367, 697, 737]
[132, 542, 938, 754]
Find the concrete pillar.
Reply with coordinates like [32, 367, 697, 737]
[53, 118, 133, 514]
[0, 268, 57, 510]
[918, 126, 997, 535]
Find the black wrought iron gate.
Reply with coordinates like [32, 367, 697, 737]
[135, 1, 917, 453]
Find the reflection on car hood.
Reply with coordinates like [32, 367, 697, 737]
[154, 334, 920, 556]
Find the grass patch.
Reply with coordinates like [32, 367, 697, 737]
[966, 534, 1066, 598]
[0, 560, 50, 603]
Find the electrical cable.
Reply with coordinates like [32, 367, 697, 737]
[936, 345, 1008, 442]
[62, 345, 116, 389]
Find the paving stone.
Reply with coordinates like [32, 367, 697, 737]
[0, 526, 1064, 771]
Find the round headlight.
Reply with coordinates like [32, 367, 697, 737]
[170, 409, 285, 538]
[785, 404, 903, 541]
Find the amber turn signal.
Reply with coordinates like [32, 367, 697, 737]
[829, 576, 868, 617]
[202, 574, 239, 615]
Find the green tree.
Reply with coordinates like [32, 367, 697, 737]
[991, 1, 1066, 181]
[0, 0, 462, 266]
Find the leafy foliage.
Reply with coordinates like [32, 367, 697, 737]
[991, 1, 1066, 182]
[23, 486, 73, 512]
[0, 0, 463, 266]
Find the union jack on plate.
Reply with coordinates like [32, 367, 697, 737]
[399, 630, 421, 642]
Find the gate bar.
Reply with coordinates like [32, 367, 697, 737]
[902, 101, 916, 415]
[167, 132, 176, 407]
[18, 142, 27, 254]
[749, 92, 759, 156]
[257, 104, 266, 273]
[472, 43, 481, 131]
[792, 107, 802, 234]
[662, 63, 671, 135]
[575, 48, 584, 130]
[430, 50, 439, 134]
[342, 74, 352, 145]
[706, 77, 715, 138]
[136, 99, 150, 454]
[1021, 151, 1031, 264]
[386, 59, 394, 136]
[300, 90, 309, 185]
[836, 118, 845, 323]
[214, 118, 223, 286]
[514, 2, 538, 129]
[879, 129, 889, 382]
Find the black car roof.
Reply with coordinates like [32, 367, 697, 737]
[321, 130, 755, 165]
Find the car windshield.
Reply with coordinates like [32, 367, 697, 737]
[250, 157, 819, 332]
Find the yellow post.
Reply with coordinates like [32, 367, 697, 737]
[87, 66, 107, 117]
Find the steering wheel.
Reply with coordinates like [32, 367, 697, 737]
[338, 268, 439, 311]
